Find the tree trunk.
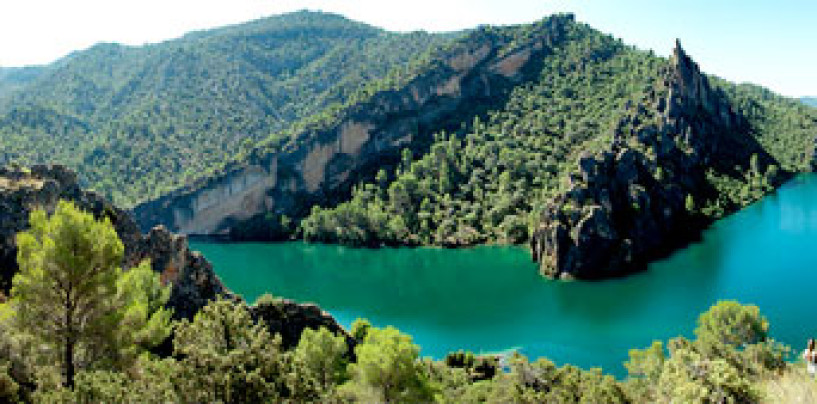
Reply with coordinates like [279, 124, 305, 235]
[65, 337, 75, 388]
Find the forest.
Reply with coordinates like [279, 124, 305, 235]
[300, 20, 817, 248]
[0, 11, 454, 207]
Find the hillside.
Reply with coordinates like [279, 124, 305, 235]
[0, 11, 454, 206]
[2, 12, 816, 279]
[132, 14, 817, 278]
[292, 22, 817, 277]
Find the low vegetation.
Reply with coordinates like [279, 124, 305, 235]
[0, 201, 808, 402]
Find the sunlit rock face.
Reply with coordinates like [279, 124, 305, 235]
[530, 41, 778, 279]
[132, 15, 576, 237]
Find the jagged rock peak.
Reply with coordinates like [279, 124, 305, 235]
[665, 39, 744, 131]
[530, 40, 768, 280]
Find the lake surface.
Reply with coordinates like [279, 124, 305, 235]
[191, 174, 817, 376]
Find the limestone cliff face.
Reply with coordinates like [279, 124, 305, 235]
[132, 15, 576, 235]
[530, 41, 776, 279]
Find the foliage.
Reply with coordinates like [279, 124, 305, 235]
[0, 201, 171, 392]
[113, 260, 173, 370]
[625, 300, 788, 403]
[655, 345, 757, 403]
[340, 325, 435, 403]
[350, 317, 372, 342]
[288, 326, 349, 401]
[10, 201, 124, 388]
[0, 11, 454, 207]
[0, 285, 806, 403]
[173, 297, 286, 402]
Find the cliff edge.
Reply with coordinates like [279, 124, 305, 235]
[529, 41, 781, 279]
[132, 15, 576, 236]
[0, 164, 350, 347]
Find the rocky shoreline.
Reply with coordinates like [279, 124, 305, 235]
[530, 41, 786, 279]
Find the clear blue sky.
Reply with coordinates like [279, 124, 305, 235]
[0, 0, 813, 97]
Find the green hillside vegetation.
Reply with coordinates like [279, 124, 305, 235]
[0, 201, 811, 402]
[0, 11, 454, 207]
[301, 21, 817, 247]
[302, 21, 665, 246]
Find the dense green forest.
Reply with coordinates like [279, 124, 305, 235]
[0, 11, 454, 207]
[300, 20, 817, 247]
[302, 22, 662, 246]
[1, 203, 814, 402]
[2, 11, 814, 249]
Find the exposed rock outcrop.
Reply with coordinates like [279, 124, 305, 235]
[250, 297, 354, 350]
[530, 41, 778, 279]
[0, 164, 352, 345]
[0, 164, 225, 318]
[132, 14, 576, 235]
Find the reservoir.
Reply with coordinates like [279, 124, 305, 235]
[191, 174, 817, 376]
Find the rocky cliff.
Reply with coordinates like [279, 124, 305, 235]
[0, 165, 352, 346]
[250, 297, 355, 350]
[530, 41, 780, 279]
[0, 164, 226, 318]
[132, 15, 576, 235]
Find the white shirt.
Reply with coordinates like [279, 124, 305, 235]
[805, 349, 817, 374]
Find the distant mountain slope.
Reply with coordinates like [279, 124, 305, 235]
[0, 11, 454, 206]
[131, 14, 579, 236]
[0, 66, 44, 101]
[802, 97, 817, 107]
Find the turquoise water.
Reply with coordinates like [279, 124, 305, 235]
[191, 174, 817, 376]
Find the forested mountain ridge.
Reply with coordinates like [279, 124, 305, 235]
[132, 14, 578, 236]
[2, 12, 816, 279]
[297, 23, 817, 276]
[0, 11, 454, 206]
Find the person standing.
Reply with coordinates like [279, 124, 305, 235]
[804, 338, 817, 376]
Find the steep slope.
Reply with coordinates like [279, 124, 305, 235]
[132, 14, 578, 235]
[0, 164, 350, 347]
[0, 11, 453, 206]
[0, 164, 223, 318]
[300, 19, 666, 247]
[530, 41, 781, 278]
[294, 33, 816, 276]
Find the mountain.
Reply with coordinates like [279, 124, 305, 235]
[0, 164, 223, 318]
[0, 66, 44, 101]
[0, 11, 455, 206]
[2, 12, 816, 279]
[802, 97, 817, 108]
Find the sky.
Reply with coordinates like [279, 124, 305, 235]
[0, 0, 813, 97]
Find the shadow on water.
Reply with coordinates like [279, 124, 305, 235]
[192, 174, 817, 377]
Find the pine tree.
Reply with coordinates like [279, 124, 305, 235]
[11, 201, 124, 388]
